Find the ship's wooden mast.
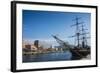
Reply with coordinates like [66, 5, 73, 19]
[70, 16, 89, 48]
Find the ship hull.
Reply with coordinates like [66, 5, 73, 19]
[70, 49, 90, 60]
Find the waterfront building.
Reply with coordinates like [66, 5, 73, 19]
[25, 44, 31, 49]
[31, 44, 38, 51]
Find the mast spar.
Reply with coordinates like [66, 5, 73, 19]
[70, 16, 89, 48]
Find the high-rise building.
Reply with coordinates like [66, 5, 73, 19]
[34, 40, 39, 48]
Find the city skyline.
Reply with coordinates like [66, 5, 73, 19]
[22, 10, 91, 46]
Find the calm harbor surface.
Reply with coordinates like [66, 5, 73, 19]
[23, 51, 72, 62]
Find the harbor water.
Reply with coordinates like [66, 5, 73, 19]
[23, 51, 72, 63]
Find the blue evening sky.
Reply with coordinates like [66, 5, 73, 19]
[22, 10, 91, 45]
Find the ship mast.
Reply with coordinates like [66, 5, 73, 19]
[71, 17, 83, 47]
[80, 24, 89, 48]
[70, 16, 89, 48]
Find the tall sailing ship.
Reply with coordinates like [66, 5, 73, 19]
[52, 16, 90, 60]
